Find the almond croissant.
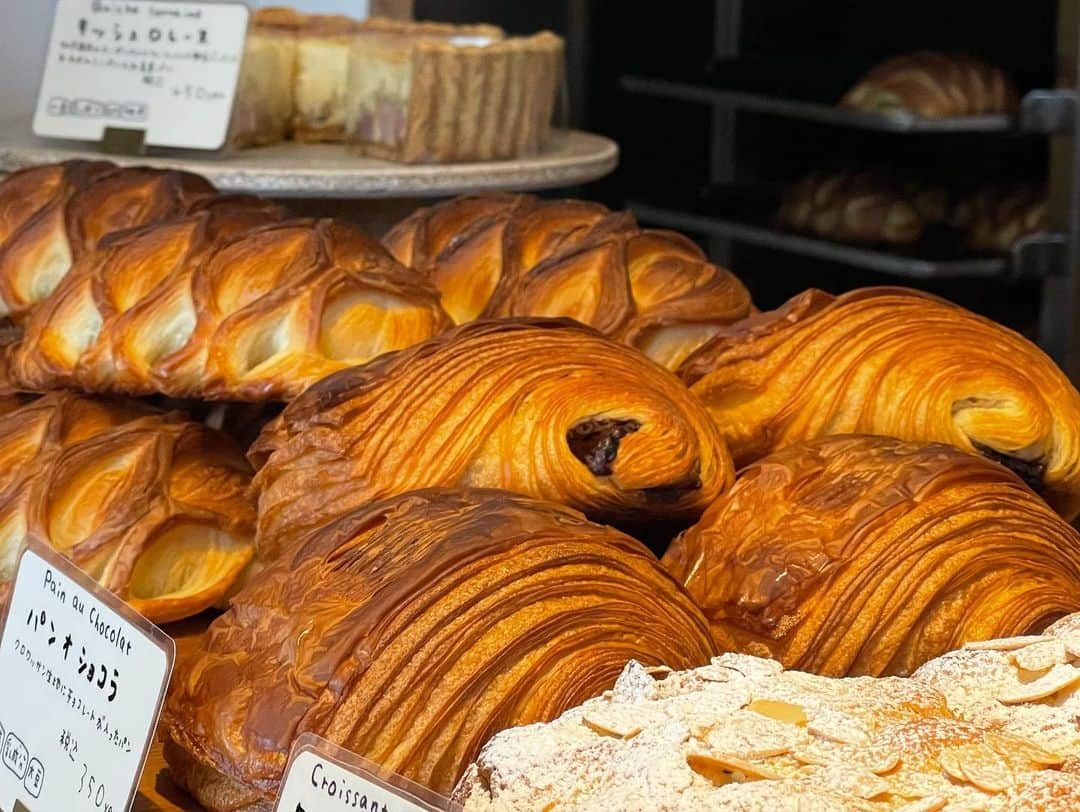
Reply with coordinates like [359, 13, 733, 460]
[162, 488, 717, 807]
[384, 193, 753, 370]
[251, 318, 733, 560]
[679, 287, 1080, 519]
[8, 206, 450, 401]
[662, 435, 1080, 677]
[0, 160, 216, 321]
[0, 392, 255, 623]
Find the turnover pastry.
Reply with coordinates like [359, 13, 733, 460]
[662, 435, 1080, 677]
[162, 488, 716, 806]
[9, 206, 449, 401]
[384, 193, 752, 369]
[0, 161, 215, 321]
[679, 287, 1080, 519]
[251, 318, 732, 559]
[0, 392, 254, 623]
[841, 51, 1019, 118]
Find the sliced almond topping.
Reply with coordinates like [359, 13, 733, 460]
[938, 748, 968, 784]
[849, 772, 892, 800]
[963, 635, 1048, 652]
[997, 663, 1080, 704]
[581, 709, 643, 739]
[1012, 639, 1067, 673]
[686, 752, 783, 785]
[694, 664, 733, 683]
[1056, 630, 1080, 661]
[984, 732, 1065, 768]
[808, 712, 871, 746]
[896, 797, 947, 812]
[951, 743, 1013, 794]
[860, 748, 901, 775]
[748, 699, 807, 726]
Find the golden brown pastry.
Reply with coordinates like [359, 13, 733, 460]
[231, 7, 302, 147]
[8, 206, 450, 401]
[0, 162, 215, 321]
[679, 287, 1080, 519]
[841, 52, 1019, 118]
[251, 318, 733, 560]
[384, 194, 753, 369]
[952, 184, 1050, 254]
[662, 435, 1080, 678]
[162, 488, 717, 807]
[0, 392, 254, 623]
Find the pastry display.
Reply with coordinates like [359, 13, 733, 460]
[292, 14, 362, 142]
[384, 194, 753, 368]
[454, 649, 1080, 810]
[161, 488, 716, 806]
[231, 7, 302, 148]
[8, 209, 449, 401]
[250, 318, 733, 560]
[952, 184, 1050, 254]
[345, 21, 563, 163]
[0, 392, 254, 623]
[841, 52, 1019, 118]
[0, 162, 215, 321]
[679, 287, 1080, 519]
[662, 435, 1080, 677]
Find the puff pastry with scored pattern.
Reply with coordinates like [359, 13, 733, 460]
[8, 206, 450, 401]
[679, 287, 1080, 519]
[0, 161, 216, 321]
[384, 193, 753, 370]
[0, 392, 254, 623]
[250, 318, 733, 560]
[662, 435, 1080, 678]
[161, 487, 717, 806]
[840, 51, 1019, 118]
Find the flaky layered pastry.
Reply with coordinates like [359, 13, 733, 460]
[841, 52, 1019, 118]
[0, 161, 215, 321]
[662, 435, 1080, 677]
[455, 649, 1080, 810]
[0, 392, 254, 623]
[679, 287, 1080, 518]
[162, 488, 716, 807]
[384, 193, 753, 369]
[9, 207, 449, 401]
[250, 318, 733, 559]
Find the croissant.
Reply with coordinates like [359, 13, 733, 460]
[662, 435, 1080, 678]
[0, 161, 216, 321]
[8, 207, 450, 401]
[951, 184, 1049, 254]
[162, 487, 716, 807]
[0, 392, 254, 623]
[679, 287, 1080, 519]
[251, 318, 733, 560]
[840, 52, 1019, 118]
[384, 194, 753, 370]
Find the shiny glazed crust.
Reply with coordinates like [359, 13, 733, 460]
[384, 194, 753, 369]
[250, 318, 733, 559]
[161, 488, 717, 806]
[679, 287, 1080, 519]
[662, 435, 1080, 677]
[8, 201, 450, 402]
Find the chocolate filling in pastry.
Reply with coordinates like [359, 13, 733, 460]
[972, 441, 1047, 493]
[567, 418, 641, 475]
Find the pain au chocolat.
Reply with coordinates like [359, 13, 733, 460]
[0, 161, 215, 321]
[0, 392, 254, 623]
[251, 318, 732, 560]
[8, 203, 449, 401]
[384, 193, 752, 370]
[679, 287, 1080, 519]
[662, 435, 1080, 678]
[162, 488, 716, 806]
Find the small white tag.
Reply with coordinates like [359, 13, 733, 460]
[448, 36, 494, 47]
[0, 545, 175, 812]
[33, 0, 250, 150]
[275, 733, 459, 812]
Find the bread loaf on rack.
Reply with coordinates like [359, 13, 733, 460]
[662, 435, 1080, 677]
[841, 51, 1019, 118]
[679, 287, 1080, 519]
[952, 184, 1050, 254]
[162, 488, 717, 806]
[8, 205, 450, 401]
[250, 318, 733, 560]
[0, 161, 216, 321]
[384, 194, 753, 369]
[0, 392, 255, 623]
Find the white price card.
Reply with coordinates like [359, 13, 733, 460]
[275, 733, 460, 812]
[33, 0, 250, 150]
[0, 545, 174, 812]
